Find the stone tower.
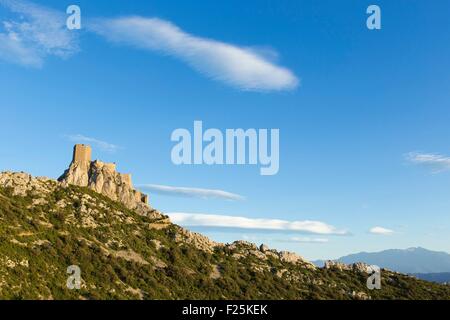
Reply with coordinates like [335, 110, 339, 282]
[72, 144, 92, 164]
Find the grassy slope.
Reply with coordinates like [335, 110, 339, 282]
[0, 183, 449, 300]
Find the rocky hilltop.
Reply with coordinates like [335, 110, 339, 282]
[58, 144, 156, 217]
[0, 146, 449, 299]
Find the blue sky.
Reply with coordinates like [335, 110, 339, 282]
[1, 0, 450, 260]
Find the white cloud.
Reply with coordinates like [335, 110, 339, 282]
[369, 226, 394, 235]
[0, 0, 78, 67]
[406, 152, 450, 173]
[242, 235, 328, 244]
[137, 184, 244, 201]
[90, 16, 299, 91]
[66, 134, 119, 153]
[167, 212, 348, 235]
[279, 237, 329, 243]
[0, 32, 41, 66]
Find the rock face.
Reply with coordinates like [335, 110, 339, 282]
[324, 260, 352, 271]
[324, 260, 373, 274]
[58, 144, 155, 217]
[0, 172, 54, 197]
[173, 226, 222, 253]
[225, 241, 317, 270]
[279, 251, 304, 264]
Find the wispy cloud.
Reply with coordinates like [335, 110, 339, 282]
[278, 237, 329, 243]
[0, 0, 78, 67]
[240, 235, 328, 244]
[66, 134, 119, 153]
[369, 226, 394, 235]
[167, 212, 348, 235]
[90, 16, 299, 91]
[138, 184, 244, 201]
[406, 152, 450, 173]
[0, 32, 41, 66]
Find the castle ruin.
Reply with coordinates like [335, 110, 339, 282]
[72, 144, 92, 164]
[59, 144, 149, 210]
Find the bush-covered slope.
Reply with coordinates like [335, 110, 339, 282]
[0, 173, 449, 300]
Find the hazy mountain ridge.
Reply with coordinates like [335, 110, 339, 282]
[411, 273, 450, 284]
[313, 247, 450, 276]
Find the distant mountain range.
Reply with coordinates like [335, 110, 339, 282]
[313, 247, 450, 283]
[411, 273, 450, 284]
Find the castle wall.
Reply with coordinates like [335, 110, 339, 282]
[91, 160, 116, 173]
[133, 191, 148, 204]
[141, 194, 149, 204]
[120, 173, 132, 187]
[72, 144, 92, 163]
[103, 162, 117, 173]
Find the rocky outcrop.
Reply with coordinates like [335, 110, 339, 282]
[61, 160, 90, 187]
[352, 262, 373, 273]
[0, 171, 162, 219]
[58, 145, 157, 217]
[0, 172, 55, 197]
[173, 226, 222, 253]
[279, 251, 304, 264]
[351, 291, 371, 300]
[277, 250, 317, 270]
[324, 260, 352, 271]
[324, 260, 373, 274]
[225, 241, 317, 270]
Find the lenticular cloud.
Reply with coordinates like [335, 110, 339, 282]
[91, 16, 299, 91]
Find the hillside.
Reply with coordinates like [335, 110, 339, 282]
[1, 172, 450, 300]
